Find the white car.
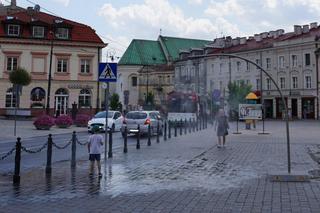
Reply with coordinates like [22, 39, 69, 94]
[88, 111, 123, 133]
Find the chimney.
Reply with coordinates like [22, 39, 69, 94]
[276, 29, 285, 36]
[302, 25, 310, 33]
[268, 31, 276, 37]
[240, 37, 246, 45]
[232, 37, 240, 46]
[310, 22, 318, 29]
[261, 32, 268, 39]
[254, 34, 262, 42]
[294, 25, 302, 35]
[11, 0, 16, 7]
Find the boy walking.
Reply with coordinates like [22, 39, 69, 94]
[88, 125, 104, 177]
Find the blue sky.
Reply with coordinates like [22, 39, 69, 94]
[3, 0, 320, 60]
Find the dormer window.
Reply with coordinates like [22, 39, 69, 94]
[56, 28, 69, 39]
[7, 24, 20, 36]
[33, 26, 44, 38]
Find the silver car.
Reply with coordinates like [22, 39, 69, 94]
[121, 111, 163, 136]
[88, 111, 123, 133]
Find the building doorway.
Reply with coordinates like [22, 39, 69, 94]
[276, 98, 287, 119]
[263, 99, 273, 118]
[291, 99, 298, 118]
[301, 97, 315, 119]
[54, 88, 69, 117]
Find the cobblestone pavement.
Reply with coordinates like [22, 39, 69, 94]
[1, 120, 320, 212]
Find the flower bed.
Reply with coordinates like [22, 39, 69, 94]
[33, 115, 55, 130]
[55, 115, 73, 128]
[74, 114, 91, 127]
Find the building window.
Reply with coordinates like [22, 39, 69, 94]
[255, 59, 260, 69]
[219, 81, 223, 91]
[219, 63, 223, 74]
[305, 53, 311, 66]
[32, 26, 44, 38]
[211, 64, 214, 73]
[30, 87, 45, 108]
[246, 62, 250, 71]
[280, 77, 285, 89]
[266, 78, 271, 90]
[236, 61, 241, 72]
[7, 24, 20, 36]
[246, 79, 250, 85]
[6, 56, 18, 71]
[132, 76, 137, 87]
[266, 58, 271, 70]
[78, 89, 91, 107]
[80, 59, 91, 73]
[291, 55, 297, 67]
[5, 88, 16, 108]
[305, 76, 312, 89]
[292, 76, 298, 89]
[56, 28, 69, 39]
[256, 79, 260, 90]
[57, 59, 68, 73]
[279, 56, 285, 69]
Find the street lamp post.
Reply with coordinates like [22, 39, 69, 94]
[46, 32, 54, 115]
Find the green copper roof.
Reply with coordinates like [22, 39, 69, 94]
[119, 36, 211, 65]
[118, 39, 167, 65]
[159, 36, 211, 61]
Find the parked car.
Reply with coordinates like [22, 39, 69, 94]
[87, 111, 123, 133]
[121, 111, 163, 137]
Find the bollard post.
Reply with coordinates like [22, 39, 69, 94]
[193, 118, 195, 132]
[71, 131, 76, 168]
[45, 134, 53, 174]
[147, 124, 151, 146]
[180, 119, 183, 136]
[164, 121, 167, 141]
[168, 121, 171, 139]
[189, 118, 192, 133]
[174, 121, 177, 137]
[196, 118, 199, 131]
[108, 130, 113, 158]
[13, 137, 21, 184]
[184, 119, 187, 135]
[124, 126, 128, 153]
[156, 122, 160, 143]
[136, 125, 140, 149]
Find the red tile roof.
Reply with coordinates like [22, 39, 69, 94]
[0, 10, 105, 45]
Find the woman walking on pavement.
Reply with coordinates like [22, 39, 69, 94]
[215, 109, 229, 148]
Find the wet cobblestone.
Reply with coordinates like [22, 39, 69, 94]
[1, 121, 320, 212]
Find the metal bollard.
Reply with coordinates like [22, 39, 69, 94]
[189, 118, 192, 133]
[46, 134, 53, 174]
[184, 119, 187, 135]
[174, 121, 177, 137]
[108, 130, 113, 158]
[147, 124, 151, 146]
[164, 121, 167, 141]
[13, 137, 21, 184]
[71, 131, 76, 168]
[168, 121, 171, 139]
[180, 119, 183, 136]
[156, 122, 160, 143]
[136, 125, 140, 149]
[124, 126, 128, 153]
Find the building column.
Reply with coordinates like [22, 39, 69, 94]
[297, 98, 302, 119]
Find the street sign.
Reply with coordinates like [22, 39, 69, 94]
[98, 63, 117, 82]
[239, 104, 262, 120]
[101, 82, 108, 89]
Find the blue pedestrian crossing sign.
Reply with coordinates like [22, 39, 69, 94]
[98, 63, 117, 82]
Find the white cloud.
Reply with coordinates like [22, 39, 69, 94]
[263, 0, 277, 8]
[52, 0, 70, 7]
[205, 0, 245, 17]
[188, 0, 203, 5]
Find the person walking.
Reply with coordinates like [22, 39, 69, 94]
[214, 109, 229, 148]
[87, 125, 104, 177]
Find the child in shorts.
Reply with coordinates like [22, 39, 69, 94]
[88, 125, 104, 177]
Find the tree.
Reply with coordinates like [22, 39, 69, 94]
[227, 81, 252, 119]
[109, 93, 122, 111]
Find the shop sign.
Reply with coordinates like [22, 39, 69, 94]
[67, 84, 93, 89]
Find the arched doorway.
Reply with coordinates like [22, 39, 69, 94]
[30, 87, 46, 108]
[54, 88, 69, 116]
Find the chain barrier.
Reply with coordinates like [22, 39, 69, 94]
[0, 147, 16, 160]
[52, 139, 72, 150]
[21, 142, 48, 154]
[76, 138, 88, 146]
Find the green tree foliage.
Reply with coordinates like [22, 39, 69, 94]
[9, 67, 31, 86]
[109, 93, 122, 110]
[227, 81, 252, 113]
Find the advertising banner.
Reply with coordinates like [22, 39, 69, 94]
[239, 104, 262, 120]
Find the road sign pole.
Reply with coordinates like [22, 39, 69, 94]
[104, 82, 109, 161]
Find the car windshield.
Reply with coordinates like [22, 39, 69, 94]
[126, 112, 147, 119]
[94, 111, 114, 118]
